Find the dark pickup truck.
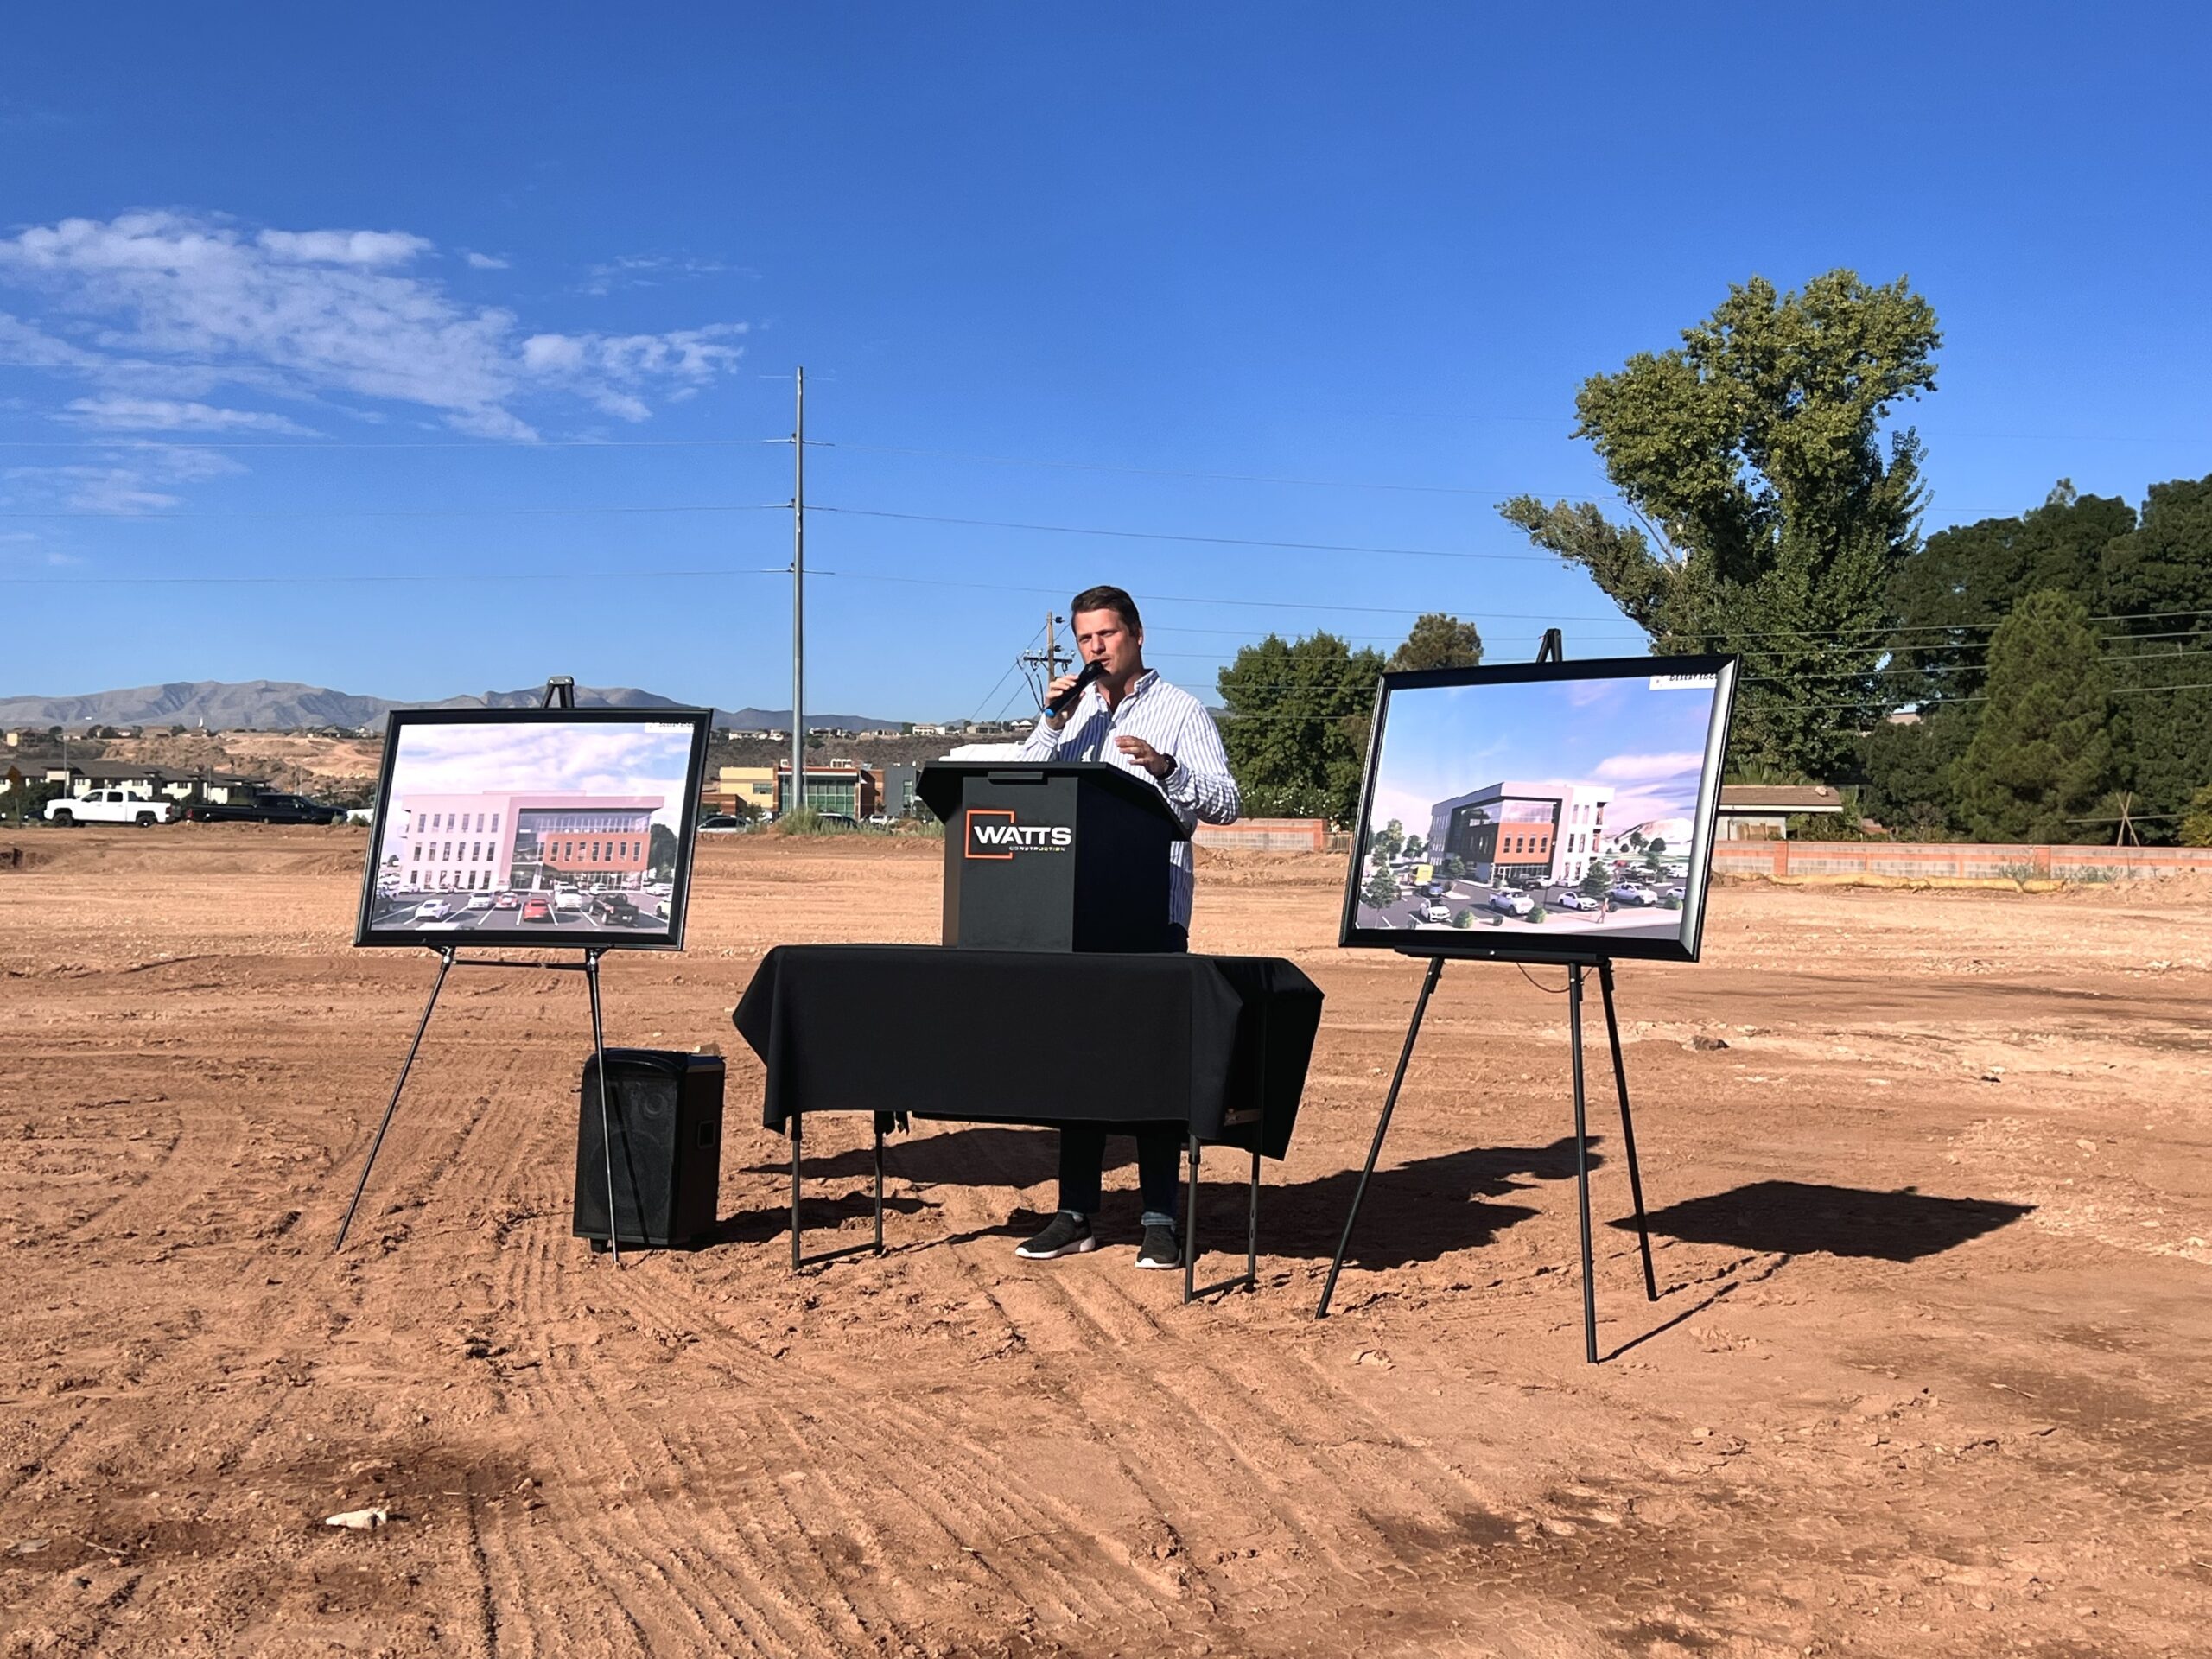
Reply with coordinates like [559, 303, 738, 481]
[183, 792, 348, 825]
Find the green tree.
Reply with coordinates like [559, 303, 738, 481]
[1402, 833, 1426, 861]
[2100, 472, 2212, 836]
[1501, 270, 1941, 778]
[647, 823, 679, 879]
[1438, 853, 1466, 880]
[1579, 862, 1610, 899]
[1889, 482, 2133, 702]
[2178, 784, 2212, 848]
[1371, 817, 1406, 861]
[1859, 709, 1977, 837]
[1953, 590, 2113, 842]
[1387, 613, 1484, 671]
[1216, 631, 1386, 825]
[1362, 859, 1402, 908]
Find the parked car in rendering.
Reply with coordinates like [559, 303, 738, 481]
[492, 892, 520, 910]
[412, 898, 454, 921]
[590, 893, 640, 925]
[1551, 889, 1594, 911]
[1610, 884, 1659, 906]
[45, 789, 175, 827]
[465, 892, 494, 910]
[1414, 899, 1452, 924]
[553, 887, 585, 911]
[520, 895, 553, 923]
[1487, 890, 1535, 917]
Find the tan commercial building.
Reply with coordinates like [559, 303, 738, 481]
[702, 766, 779, 817]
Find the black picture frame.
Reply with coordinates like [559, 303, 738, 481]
[353, 706, 713, 951]
[1337, 654, 1739, 964]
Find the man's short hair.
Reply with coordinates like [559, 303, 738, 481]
[1070, 584, 1141, 633]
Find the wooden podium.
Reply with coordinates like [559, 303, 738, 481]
[916, 761, 1185, 953]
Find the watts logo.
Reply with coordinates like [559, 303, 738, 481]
[964, 808, 1074, 859]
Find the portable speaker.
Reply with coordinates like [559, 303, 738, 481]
[574, 1049, 724, 1249]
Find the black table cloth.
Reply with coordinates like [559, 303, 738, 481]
[732, 944, 1322, 1159]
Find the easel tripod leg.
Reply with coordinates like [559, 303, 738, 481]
[1571, 963, 1599, 1364]
[1599, 958, 1658, 1301]
[585, 949, 620, 1268]
[1246, 1147, 1260, 1290]
[1317, 954, 1445, 1319]
[873, 1121, 885, 1255]
[1183, 1134, 1200, 1306]
[335, 947, 454, 1251]
[789, 1114, 803, 1273]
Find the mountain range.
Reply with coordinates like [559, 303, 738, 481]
[0, 680, 901, 733]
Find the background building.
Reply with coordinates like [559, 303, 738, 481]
[773, 760, 880, 819]
[391, 791, 664, 893]
[701, 765, 777, 817]
[1426, 780, 1615, 887]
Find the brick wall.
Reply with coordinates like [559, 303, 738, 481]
[1710, 841, 2212, 880]
[1192, 818, 1332, 853]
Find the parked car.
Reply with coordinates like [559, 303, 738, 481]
[1414, 900, 1453, 924]
[183, 791, 346, 825]
[520, 895, 554, 923]
[553, 887, 586, 912]
[1610, 884, 1659, 906]
[590, 893, 640, 925]
[1487, 890, 1535, 917]
[45, 789, 175, 827]
[1552, 890, 1594, 911]
[818, 812, 861, 830]
[1663, 885, 1687, 901]
[412, 898, 454, 921]
[492, 892, 520, 910]
[464, 892, 494, 910]
[699, 814, 746, 834]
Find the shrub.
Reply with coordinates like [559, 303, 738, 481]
[1528, 903, 1548, 923]
[1451, 909, 1472, 928]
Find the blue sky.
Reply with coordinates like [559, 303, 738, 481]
[1368, 676, 1719, 839]
[3, 5, 2206, 719]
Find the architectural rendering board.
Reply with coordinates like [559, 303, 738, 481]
[353, 708, 711, 950]
[1338, 657, 1738, 963]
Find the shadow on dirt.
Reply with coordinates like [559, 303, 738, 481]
[1614, 1179, 2033, 1261]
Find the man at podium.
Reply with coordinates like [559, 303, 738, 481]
[1008, 584, 1242, 1270]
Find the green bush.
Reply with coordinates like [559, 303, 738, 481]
[1451, 909, 1472, 928]
[1528, 903, 1548, 923]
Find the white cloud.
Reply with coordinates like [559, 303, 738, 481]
[1591, 751, 1704, 784]
[7, 442, 245, 514]
[63, 395, 318, 435]
[463, 251, 511, 270]
[255, 228, 430, 266]
[579, 253, 746, 296]
[0, 213, 750, 455]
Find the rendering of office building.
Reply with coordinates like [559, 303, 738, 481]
[390, 791, 664, 893]
[1427, 780, 1615, 887]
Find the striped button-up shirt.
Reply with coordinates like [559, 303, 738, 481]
[1017, 668, 1240, 928]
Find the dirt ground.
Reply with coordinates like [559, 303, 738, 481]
[2, 827, 2208, 1657]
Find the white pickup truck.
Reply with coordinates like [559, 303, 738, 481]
[46, 789, 175, 827]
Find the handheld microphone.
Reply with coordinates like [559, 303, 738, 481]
[1046, 659, 1104, 718]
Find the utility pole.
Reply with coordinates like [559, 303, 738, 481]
[790, 366, 805, 820]
[1018, 611, 1071, 709]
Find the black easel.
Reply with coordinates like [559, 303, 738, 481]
[1314, 629, 1661, 1361]
[334, 677, 624, 1265]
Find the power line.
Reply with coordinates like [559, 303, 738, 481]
[810, 439, 1621, 503]
[807, 505, 1558, 563]
[0, 501, 788, 521]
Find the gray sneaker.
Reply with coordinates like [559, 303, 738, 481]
[1016, 1212, 1096, 1260]
[1136, 1224, 1182, 1270]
